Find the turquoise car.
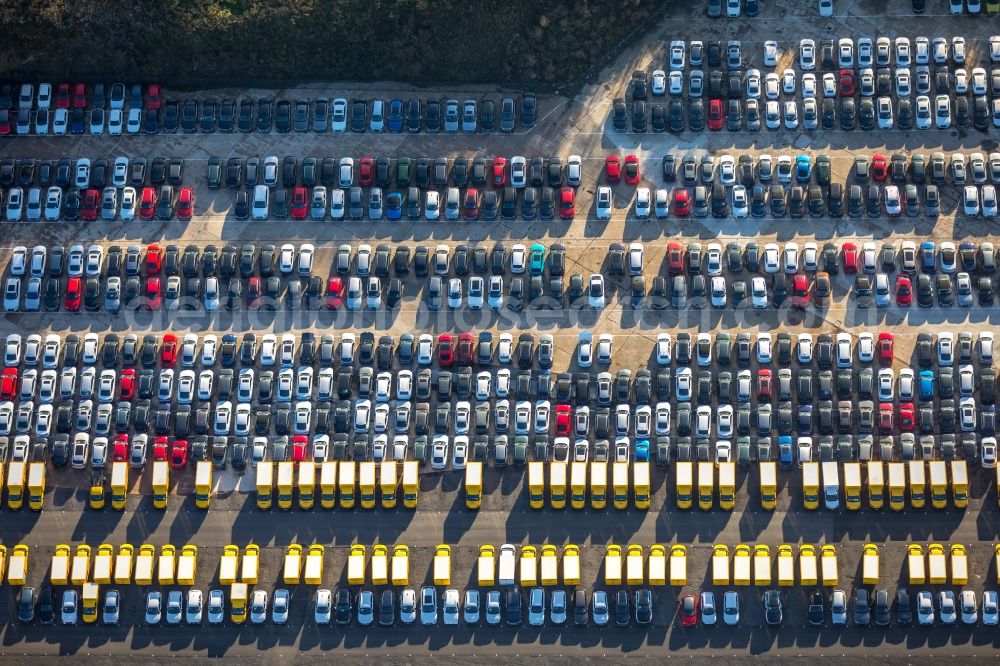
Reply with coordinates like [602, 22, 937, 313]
[529, 243, 546, 275]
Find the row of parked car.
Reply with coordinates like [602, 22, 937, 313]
[0, 90, 540, 136]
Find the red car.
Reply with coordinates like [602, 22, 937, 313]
[456, 333, 474, 366]
[555, 405, 571, 436]
[899, 403, 915, 431]
[673, 188, 691, 216]
[757, 369, 772, 401]
[791, 274, 810, 308]
[838, 69, 855, 96]
[624, 154, 640, 185]
[246, 277, 262, 309]
[72, 83, 87, 108]
[358, 157, 374, 186]
[170, 439, 189, 470]
[492, 157, 507, 187]
[160, 333, 178, 367]
[113, 435, 129, 462]
[139, 187, 157, 220]
[145, 277, 162, 310]
[152, 437, 169, 462]
[0, 367, 18, 400]
[176, 187, 194, 220]
[0, 110, 10, 136]
[145, 243, 163, 275]
[146, 83, 162, 110]
[605, 155, 622, 184]
[326, 277, 344, 309]
[871, 154, 888, 181]
[292, 435, 309, 462]
[119, 368, 136, 400]
[666, 242, 684, 276]
[878, 403, 894, 434]
[895, 275, 912, 306]
[842, 242, 858, 274]
[55, 83, 71, 109]
[64, 277, 82, 311]
[438, 334, 454, 366]
[290, 186, 308, 220]
[707, 98, 724, 130]
[877, 332, 894, 365]
[463, 188, 480, 220]
[81, 188, 100, 221]
[559, 187, 575, 220]
[680, 594, 698, 626]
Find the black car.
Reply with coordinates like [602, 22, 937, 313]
[895, 589, 912, 625]
[378, 589, 395, 626]
[612, 98, 628, 131]
[635, 589, 653, 625]
[256, 98, 273, 132]
[505, 586, 522, 625]
[335, 588, 352, 625]
[614, 589, 630, 626]
[17, 586, 35, 623]
[350, 98, 367, 132]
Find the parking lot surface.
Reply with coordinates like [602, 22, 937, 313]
[3, 0, 1000, 659]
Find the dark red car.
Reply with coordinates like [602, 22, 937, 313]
[492, 157, 507, 187]
[757, 369, 772, 401]
[72, 83, 87, 108]
[878, 403, 894, 434]
[358, 157, 374, 186]
[0, 110, 10, 136]
[160, 333, 178, 367]
[326, 277, 344, 309]
[290, 186, 308, 220]
[871, 153, 888, 181]
[462, 188, 480, 220]
[895, 275, 912, 306]
[559, 187, 575, 220]
[56, 83, 71, 109]
[119, 368, 136, 400]
[673, 188, 691, 216]
[438, 333, 454, 366]
[145, 243, 163, 275]
[145, 277, 162, 310]
[146, 83, 162, 110]
[838, 69, 855, 96]
[64, 277, 82, 311]
[877, 332, 894, 365]
[246, 277, 262, 309]
[81, 188, 100, 221]
[791, 274, 810, 308]
[707, 98, 724, 130]
[666, 241, 684, 275]
[605, 155, 622, 184]
[170, 439, 189, 470]
[176, 187, 194, 220]
[456, 333, 474, 366]
[624, 154, 640, 185]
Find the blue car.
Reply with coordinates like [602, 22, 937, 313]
[71, 108, 85, 135]
[918, 370, 936, 400]
[777, 436, 793, 469]
[919, 241, 936, 272]
[387, 100, 403, 132]
[795, 155, 811, 183]
[385, 191, 403, 220]
[634, 440, 650, 462]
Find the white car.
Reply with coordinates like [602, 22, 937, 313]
[595, 186, 612, 219]
[669, 40, 685, 70]
[656, 333, 672, 365]
[651, 69, 666, 95]
[763, 41, 778, 66]
[935, 95, 951, 128]
[634, 187, 651, 218]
